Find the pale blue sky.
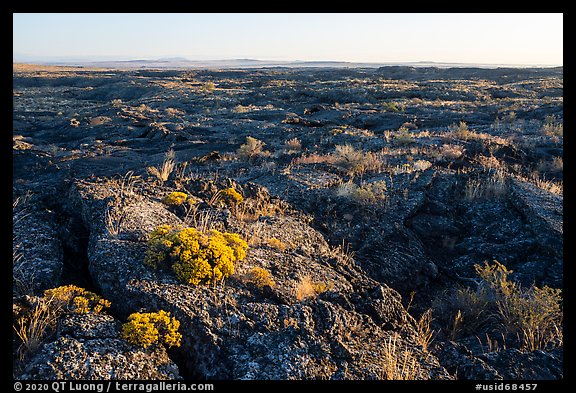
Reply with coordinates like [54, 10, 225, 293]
[13, 13, 563, 66]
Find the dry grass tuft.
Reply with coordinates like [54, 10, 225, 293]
[381, 335, 420, 380]
[13, 298, 58, 361]
[267, 237, 287, 251]
[147, 149, 176, 184]
[295, 277, 332, 301]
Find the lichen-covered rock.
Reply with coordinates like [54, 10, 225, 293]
[13, 203, 63, 296]
[17, 313, 180, 380]
[434, 341, 502, 380]
[434, 341, 563, 380]
[69, 176, 453, 380]
[478, 348, 563, 380]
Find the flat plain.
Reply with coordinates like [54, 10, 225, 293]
[13, 63, 563, 380]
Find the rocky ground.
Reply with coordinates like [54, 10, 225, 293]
[12, 64, 563, 380]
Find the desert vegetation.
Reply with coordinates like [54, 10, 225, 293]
[13, 64, 562, 380]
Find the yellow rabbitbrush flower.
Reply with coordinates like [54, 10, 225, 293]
[144, 225, 176, 269]
[221, 187, 244, 205]
[162, 191, 191, 206]
[44, 285, 111, 315]
[122, 310, 181, 349]
[144, 225, 248, 285]
[247, 267, 275, 289]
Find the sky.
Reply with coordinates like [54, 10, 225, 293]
[13, 13, 563, 66]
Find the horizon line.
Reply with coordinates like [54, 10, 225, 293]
[12, 56, 563, 69]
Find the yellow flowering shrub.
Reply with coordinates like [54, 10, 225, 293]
[144, 225, 248, 285]
[247, 267, 275, 289]
[144, 224, 175, 270]
[44, 285, 111, 315]
[221, 187, 244, 205]
[162, 191, 190, 206]
[122, 310, 182, 348]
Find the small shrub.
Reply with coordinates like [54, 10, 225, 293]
[237, 136, 270, 161]
[233, 104, 253, 113]
[295, 277, 332, 301]
[336, 180, 387, 204]
[44, 285, 111, 315]
[144, 225, 248, 285]
[295, 277, 316, 301]
[333, 144, 364, 173]
[162, 191, 189, 206]
[122, 310, 182, 349]
[449, 121, 471, 140]
[267, 237, 287, 251]
[14, 285, 112, 361]
[201, 81, 216, 93]
[441, 261, 563, 352]
[476, 155, 502, 170]
[332, 145, 384, 175]
[221, 187, 244, 206]
[438, 144, 464, 160]
[393, 127, 415, 145]
[475, 261, 563, 351]
[412, 159, 432, 171]
[284, 138, 302, 154]
[382, 101, 403, 112]
[542, 115, 563, 137]
[246, 267, 275, 289]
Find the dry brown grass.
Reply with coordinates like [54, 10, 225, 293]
[147, 149, 176, 183]
[380, 335, 420, 380]
[464, 170, 507, 200]
[327, 239, 355, 265]
[413, 309, 435, 352]
[13, 298, 59, 361]
[542, 115, 563, 137]
[295, 277, 332, 301]
[284, 138, 302, 154]
[267, 237, 287, 251]
[333, 144, 384, 176]
[437, 144, 465, 160]
[292, 153, 336, 165]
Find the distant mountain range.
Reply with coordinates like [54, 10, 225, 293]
[11, 56, 561, 70]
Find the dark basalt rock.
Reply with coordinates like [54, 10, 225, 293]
[13, 65, 562, 380]
[66, 177, 452, 380]
[18, 313, 181, 380]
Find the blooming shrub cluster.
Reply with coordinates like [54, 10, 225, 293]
[221, 187, 244, 205]
[144, 224, 248, 285]
[246, 267, 275, 289]
[44, 285, 111, 314]
[122, 310, 182, 349]
[162, 191, 190, 206]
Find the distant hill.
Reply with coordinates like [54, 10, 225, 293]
[13, 57, 562, 70]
